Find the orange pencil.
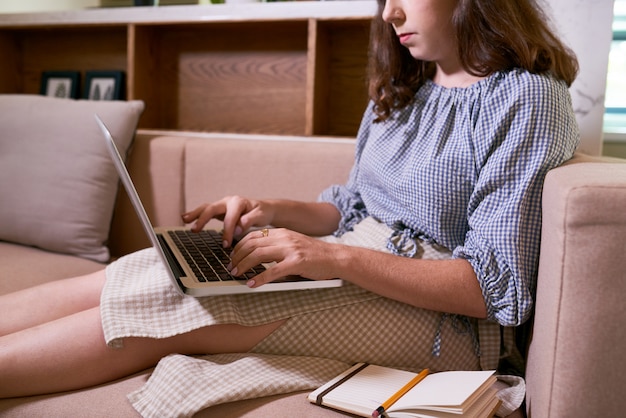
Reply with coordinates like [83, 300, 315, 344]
[371, 368, 430, 418]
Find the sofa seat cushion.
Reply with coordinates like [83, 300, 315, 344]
[0, 241, 105, 295]
[0, 367, 348, 418]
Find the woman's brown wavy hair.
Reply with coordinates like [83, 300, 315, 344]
[368, 0, 579, 121]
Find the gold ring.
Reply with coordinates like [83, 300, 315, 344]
[261, 228, 269, 238]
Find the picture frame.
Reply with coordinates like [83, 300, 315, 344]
[40, 71, 80, 99]
[84, 71, 125, 101]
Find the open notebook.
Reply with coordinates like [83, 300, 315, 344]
[96, 114, 343, 296]
[309, 363, 499, 418]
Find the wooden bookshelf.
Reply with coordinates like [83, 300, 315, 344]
[0, 1, 377, 137]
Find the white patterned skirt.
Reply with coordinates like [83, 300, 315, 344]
[101, 217, 510, 417]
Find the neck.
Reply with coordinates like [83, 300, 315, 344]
[432, 61, 485, 88]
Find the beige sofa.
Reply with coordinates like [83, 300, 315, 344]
[0, 122, 357, 417]
[2, 106, 626, 417]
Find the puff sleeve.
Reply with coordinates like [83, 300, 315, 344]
[452, 74, 579, 325]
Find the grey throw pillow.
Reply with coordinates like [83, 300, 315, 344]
[0, 95, 144, 262]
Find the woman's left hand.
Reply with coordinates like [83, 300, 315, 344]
[228, 228, 339, 288]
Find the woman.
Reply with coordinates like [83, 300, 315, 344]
[1, 0, 579, 416]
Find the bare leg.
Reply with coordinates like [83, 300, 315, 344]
[0, 305, 284, 398]
[0, 270, 106, 336]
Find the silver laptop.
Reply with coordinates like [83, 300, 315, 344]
[96, 114, 342, 296]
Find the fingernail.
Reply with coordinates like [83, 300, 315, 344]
[246, 279, 255, 288]
[223, 240, 229, 248]
[230, 267, 238, 276]
[234, 226, 243, 236]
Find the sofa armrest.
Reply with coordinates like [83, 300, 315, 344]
[526, 157, 626, 417]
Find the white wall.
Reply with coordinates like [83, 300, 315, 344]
[544, 0, 615, 155]
[0, 0, 99, 13]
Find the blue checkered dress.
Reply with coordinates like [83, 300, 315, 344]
[319, 68, 580, 326]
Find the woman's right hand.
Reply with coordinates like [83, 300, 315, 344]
[181, 196, 276, 248]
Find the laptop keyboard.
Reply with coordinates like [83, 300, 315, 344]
[167, 230, 266, 282]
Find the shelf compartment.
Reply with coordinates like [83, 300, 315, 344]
[307, 18, 371, 137]
[1, 26, 127, 97]
[132, 21, 309, 134]
[0, 31, 20, 93]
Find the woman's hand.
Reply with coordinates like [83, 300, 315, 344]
[183, 197, 342, 248]
[182, 196, 276, 248]
[228, 228, 339, 288]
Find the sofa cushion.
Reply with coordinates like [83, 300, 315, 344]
[0, 242, 105, 295]
[0, 95, 144, 262]
[183, 135, 356, 224]
[0, 371, 347, 418]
